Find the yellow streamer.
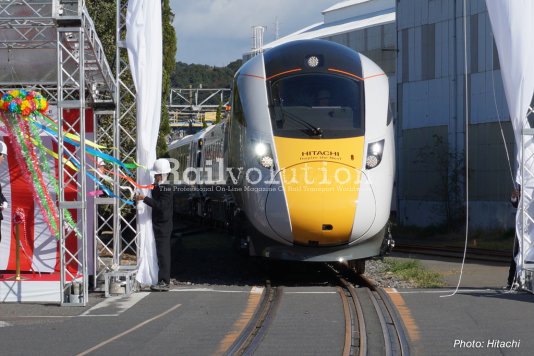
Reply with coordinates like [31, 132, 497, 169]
[30, 137, 79, 171]
[26, 115, 107, 150]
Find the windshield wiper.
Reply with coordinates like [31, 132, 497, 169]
[274, 105, 323, 137]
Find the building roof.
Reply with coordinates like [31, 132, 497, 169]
[262, 9, 394, 50]
[323, 0, 372, 13]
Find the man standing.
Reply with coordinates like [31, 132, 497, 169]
[135, 158, 173, 291]
[506, 187, 520, 289]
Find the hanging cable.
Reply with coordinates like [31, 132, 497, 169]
[442, 0, 470, 298]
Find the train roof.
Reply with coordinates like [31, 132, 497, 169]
[168, 124, 223, 151]
[168, 134, 195, 151]
[264, 39, 363, 80]
[239, 39, 378, 83]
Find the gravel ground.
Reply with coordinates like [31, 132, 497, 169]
[364, 258, 417, 289]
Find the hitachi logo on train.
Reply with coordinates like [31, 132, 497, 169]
[301, 151, 340, 156]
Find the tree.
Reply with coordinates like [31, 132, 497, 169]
[215, 101, 223, 124]
[412, 134, 465, 229]
[170, 59, 242, 88]
[159, 0, 177, 157]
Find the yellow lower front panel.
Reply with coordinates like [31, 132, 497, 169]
[274, 137, 365, 246]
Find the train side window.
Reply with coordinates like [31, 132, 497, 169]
[196, 152, 202, 168]
[232, 80, 246, 126]
[387, 102, 395, 126]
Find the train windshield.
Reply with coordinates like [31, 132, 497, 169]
[268, 74, 364, 138]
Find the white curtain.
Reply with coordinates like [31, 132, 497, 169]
[486, 0, 534, 277]
[125, 0, 163, 285]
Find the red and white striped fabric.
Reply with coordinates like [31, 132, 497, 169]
[0, 108, 94, 274]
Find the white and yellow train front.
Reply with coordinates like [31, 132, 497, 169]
[226, 39, 394, 262]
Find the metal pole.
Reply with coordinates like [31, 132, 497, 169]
[15, 224, 21, 281]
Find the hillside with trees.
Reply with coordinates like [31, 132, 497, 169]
[170, 59, 242, 89]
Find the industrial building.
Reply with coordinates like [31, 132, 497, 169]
[260, 0, 516, 230]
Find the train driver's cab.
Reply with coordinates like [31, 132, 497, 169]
[268, 73, 364, 139]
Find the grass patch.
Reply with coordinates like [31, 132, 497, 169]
[383, 257, 445, 288]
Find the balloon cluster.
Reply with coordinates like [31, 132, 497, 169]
[0, 90, 48, 116]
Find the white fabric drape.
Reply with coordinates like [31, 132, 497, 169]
[486, 0, 534, 276]
[125, 0, 163, 285]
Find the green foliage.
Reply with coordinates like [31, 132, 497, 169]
[159, 0, 177, 157]
[85, 1, 116, 66]
[171, 59, 242, 89]
[383, 258, 444, 288]
[215, 101, 223, 124]
[412, 134, 465, 229]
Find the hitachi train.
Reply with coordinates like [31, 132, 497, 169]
[168, 39, 395, 272]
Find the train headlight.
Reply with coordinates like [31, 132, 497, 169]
[253, 142, 275, 169]
[260, 156, 274, 169]
[365, 140, 384, 169]
[254, 142, 268, 156]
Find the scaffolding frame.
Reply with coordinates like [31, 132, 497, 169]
[91, 0, 139, 294]
[0, 0, 118, 305]
[168, 88, 231, 116]
[168, 88, 230, 139]
[520, 125, 534, 292]
[108, 0, 139, 286]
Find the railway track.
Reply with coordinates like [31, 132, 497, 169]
[330, 264, 410, 356]
[225, 280, 282, 356]
[224, 264, 410, 355]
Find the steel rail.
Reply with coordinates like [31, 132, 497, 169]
[337, 286, 353, 356]
[330, 263, 411, 356]
[225, 280, 281, 356]
[360, 272, 410, 356]
[375, 287, 411, 356]
[328, 264, 367, 356]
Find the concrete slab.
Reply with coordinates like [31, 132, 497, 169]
[385, 254, 532, 355]
[388, 288, 534, 356]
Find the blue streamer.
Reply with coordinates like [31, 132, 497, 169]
[61, 148, 135, 206]
[31, 121, 134, 176]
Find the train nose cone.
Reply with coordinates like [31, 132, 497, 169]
[266, 162, 372, 246]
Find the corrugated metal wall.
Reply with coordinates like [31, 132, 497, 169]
[396, 0, 516, 229]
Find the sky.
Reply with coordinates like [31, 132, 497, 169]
[170, 0, 340, 67]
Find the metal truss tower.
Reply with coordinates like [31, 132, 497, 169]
[107, 0, 138, 285]
[168, 88, 231, 120]
[168, 88, 230, 138]
[521, 114, 534, 292]
[56, 1, 88, 307]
